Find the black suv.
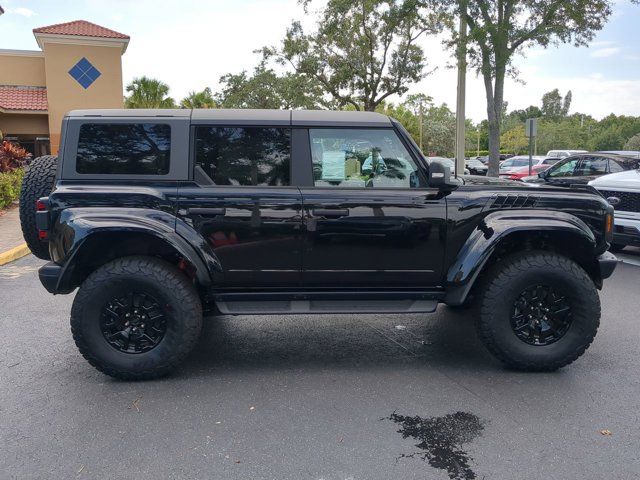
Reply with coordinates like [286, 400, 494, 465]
[20, 109, 618, 380]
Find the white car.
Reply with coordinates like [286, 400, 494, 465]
[499, 155, 551, 174]
[546, 149, 588, 159]
[589, 169, 640, 252]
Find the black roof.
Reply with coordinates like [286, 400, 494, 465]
[66, 108, 392, 127]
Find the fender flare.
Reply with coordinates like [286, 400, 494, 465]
[50, 208, 221, 292]
[444, 210, 597, 305]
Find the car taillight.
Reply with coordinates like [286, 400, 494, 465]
[35, 197, 50, 241]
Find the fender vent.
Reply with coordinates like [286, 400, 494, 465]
[489, 194, 539, 209]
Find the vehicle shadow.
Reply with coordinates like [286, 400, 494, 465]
[179, 306, 502, 377]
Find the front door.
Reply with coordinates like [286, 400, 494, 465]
[176, 125, 303, 288]
[299, 128, 447, 288]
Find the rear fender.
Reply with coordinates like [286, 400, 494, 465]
[444, 210, 597, 305]
[50, 208, 221, 292]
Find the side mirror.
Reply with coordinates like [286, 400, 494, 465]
[428, 160, 453, 188]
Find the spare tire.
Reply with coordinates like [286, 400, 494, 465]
[19, 155, 58, 260]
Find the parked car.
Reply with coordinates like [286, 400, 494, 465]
[19, 108, 617, 379]
[499, 155, 549, 174]
[589, 169, 640, 252]
[427, 157, 471, 175]
[594, 150, 640, 159]
[524, 153, 640, 187]
[499, 164, 551, 181]
[466, 158, 488, 175]
[546, 149, 588, 159]
[476, 154, 513, 165]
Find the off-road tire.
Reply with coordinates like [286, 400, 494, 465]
[70, 256, 203, 380]
[19, 155, 58, 260]
[477, 251, 600, 371]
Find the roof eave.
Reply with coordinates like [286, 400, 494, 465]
[0, 107, 48, 114]
[33, 32, 129, 54]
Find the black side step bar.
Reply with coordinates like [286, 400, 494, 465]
[213, 290, 442, 315]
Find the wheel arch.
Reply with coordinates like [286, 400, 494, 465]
[444, 210, 601, 305]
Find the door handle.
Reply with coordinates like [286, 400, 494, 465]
[187, 207, 226, 216]
[312, 208, 349, 218]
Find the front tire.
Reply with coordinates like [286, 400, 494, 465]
[477, 251, 600, 371]
[71, 256, 203, 380]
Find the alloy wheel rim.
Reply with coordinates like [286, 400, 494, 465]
[510, 284, 572, 346]
[100, 292, 167, 354]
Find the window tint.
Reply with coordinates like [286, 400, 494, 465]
[608, 160, 624, 173]
[195, 127, 290, 186]
[309, 129, 423, 188]
[575, 157, 607, 176]
[76, 123, 170, 175]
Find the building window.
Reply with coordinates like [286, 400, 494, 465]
[68, 57, 101, 89]
[194, 127, 291, 186]
[76, 123, 171, 175]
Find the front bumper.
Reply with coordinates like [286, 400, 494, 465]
[598, 251, 619, 280]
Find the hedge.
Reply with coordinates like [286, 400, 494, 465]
[0, 168, 24, 210]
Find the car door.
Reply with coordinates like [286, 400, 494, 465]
[176, 125, 303, 288]
[298, 127, 447, 288]
[544, 156, 582, 187]
[572, 155, 609, 183]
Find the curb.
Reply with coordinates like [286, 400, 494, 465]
[0, 244, 31, 266]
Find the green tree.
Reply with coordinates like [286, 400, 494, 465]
[262, 0, 443, 111]
[216, 64, 328, 109]
[501, 127, 529, 155]
[542, 89, 571, 118]
[124, 76, 175, 108]
[180, 87, 217, 109]
[445, 0, 637, 176]
[624, 133, 640, 150]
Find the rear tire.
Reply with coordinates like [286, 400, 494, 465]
[70, 256, 203, 380]
[19, 155, 57, 260]
[477, 251, 600, 371]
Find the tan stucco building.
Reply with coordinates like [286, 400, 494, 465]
[0, 20, 129, 154]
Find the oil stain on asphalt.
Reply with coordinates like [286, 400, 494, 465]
[386, 411, 484, 480]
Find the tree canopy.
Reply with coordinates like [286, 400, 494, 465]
[180, 87, 217, 109]
[124, 76, 175, 109]
[261, 0, 443, 111]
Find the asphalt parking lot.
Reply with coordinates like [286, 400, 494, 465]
[2, 250, 640, 480]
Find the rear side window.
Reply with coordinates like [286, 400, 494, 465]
[194, 127, 291, 186]
[76, 123, 171, 175]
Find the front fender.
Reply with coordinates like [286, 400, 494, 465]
[444, 210, 596, 305]
[50, 208, 220, 292]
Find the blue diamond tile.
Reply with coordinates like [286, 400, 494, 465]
[69, 57, 101, 89]
[76, 57, 92, 71]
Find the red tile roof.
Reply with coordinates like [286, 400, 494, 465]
[0, 86, 48, 112]
[33, 20, 129, 40]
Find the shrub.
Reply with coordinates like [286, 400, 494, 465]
[0, 140, 31, 173]
[0, 168, 24, 209]
[624, 133, 640, 151]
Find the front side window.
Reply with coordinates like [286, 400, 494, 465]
[548, 158, 579, 177]
[76, 123, 170, 175]
[309, 128, 423, 188]
[195, 127, 290, 186]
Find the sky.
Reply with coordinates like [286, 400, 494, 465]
[1, 0, 639, 122]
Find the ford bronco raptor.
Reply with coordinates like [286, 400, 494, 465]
[20, 109, 618, 379]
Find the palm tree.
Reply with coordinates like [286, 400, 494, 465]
[124, 76, 176, 108]
[180, 87, 217, 109]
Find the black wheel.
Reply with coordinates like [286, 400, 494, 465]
[477, 251, 600, 371]
[71, 256, 203, 380]
[19, 155, 57, 260]
[609, 243, 626, 253]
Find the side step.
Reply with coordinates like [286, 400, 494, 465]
[213, 291, 441, 315]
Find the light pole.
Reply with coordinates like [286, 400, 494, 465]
[455, 8, 467, 176]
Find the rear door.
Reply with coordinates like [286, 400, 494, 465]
[176, 125, 303, 288]
[297, 127, 447, 288]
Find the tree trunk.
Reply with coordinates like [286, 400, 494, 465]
[482, 63, 506, 177]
